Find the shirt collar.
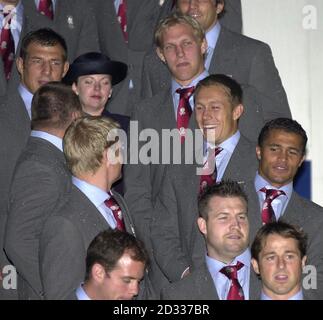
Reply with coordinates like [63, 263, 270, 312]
[261, 290, 303, 300]
[206, 22, 221, 50]
[30, 130, 63, 152]
[171, 69, 209, 96]
[18, 83, 33, 119]
[206, 248, 251, 275]
[72, 176, 110, 208]
[205, 130, 240, 154]
[254, 172, 293, 199]
[75, 284, 91, 300]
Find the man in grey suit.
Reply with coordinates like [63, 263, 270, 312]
[4, 83, 82, 300]
[243, 117, 323, 300]
[161, 181, 261, 299]
[90, 0, 160, 116]
[124, 13, 208, 295]
[150, 74, 258, 287]
[158, 0, 242, 34]
[0, 0, 57, 96]
[39, 116, 136, 299]
[0, 28, 69, 299]
[142, 0, 291, 142]
[22, 0, 100, 63]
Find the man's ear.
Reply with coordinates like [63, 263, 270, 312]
[197, 217, 207, 236]
[302, 255, 307, 269]
[256, 146, 261, 161]
[251, 258, 260, 275]
[62, 61, 69, 78]
[91, 263, 106, 283]
[156, 47, 166, 64]
[16, 57, 24, 76]
[299, 154, 306, 168]
[233, 104, 244, 121]
[215, 0, 225, 15]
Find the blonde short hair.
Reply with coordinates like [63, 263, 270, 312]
[63, 116, 120, 176]
[154, 12, 205, 48]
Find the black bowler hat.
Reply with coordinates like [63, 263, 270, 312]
[63, 52, 128, 86]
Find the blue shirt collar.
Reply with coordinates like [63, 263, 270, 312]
[254, 172, 293, 199]
[206, 22, 221, 50]
[261, 290, 303, 300]
[72, 176, 110, 208]
[206, 248, 251, 275]
[171, 69, 209, 96]
[76, 284, 91, 300]
[18, 83, 33, 119]
[30, 130, 63, 152]
[205, 130, 240, 154]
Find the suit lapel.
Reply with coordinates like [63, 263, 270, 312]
[249, 268, 261, 300]
[195, 264, 219, 299]
[158, 89, 177, 129]
[210, 27, 236, 75]
[281, 192, 304, 226]
[74, 186, 111, 232]
[223, 135, 255, 182]
[0, 59, 6, 95]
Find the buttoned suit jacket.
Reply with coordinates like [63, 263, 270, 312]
[4, 137, 72, 300]
[90, 0, 160, 116]
[243, 180, 323, 300]
[158, 0, 242, 34]
[22, 0, 100, 63]
[0, 90, 30, 299]
[161, 262, 261, 300]
[150, 135, 258, 283]
[39, 184, 136, 299]
[0, 4, 52, 96]
[141, 26, 291, 142]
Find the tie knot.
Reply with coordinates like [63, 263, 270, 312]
[209, 147, 223, 158]
[176, 86, 195, 99]
[260, 187, 286, 201]
[220, 261, 244, 280]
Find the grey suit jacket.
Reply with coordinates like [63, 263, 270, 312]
[90, 0, 160, 116]
[22, 0, 100, 63]
[4, 137, 72, 300]
[141, 26, 291, 142]
[39, 184, 135, 299]
[150, 135, 258, 283]
[124, 87, 192, 294]
[161, 262, 261, 300]
[158, 0, 242, 34]
[0, 3, 52, 96]
[244, 181, 323, 300]
[0, 91, 30, 299]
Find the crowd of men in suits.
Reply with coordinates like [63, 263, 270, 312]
[0, 0, 322, 300]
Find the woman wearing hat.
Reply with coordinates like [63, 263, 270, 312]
[64, 52, 129, 194]
[63, 52, 128, 124]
